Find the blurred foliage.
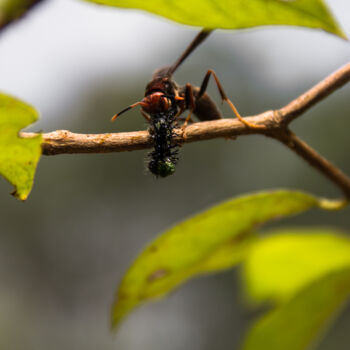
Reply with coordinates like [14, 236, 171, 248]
[242, 232, 350, 350]
[112, 190, 345, 328]
[0, 0, 46, 30]
[242, 229, 350, 303]
[0, 92, 41, 200]
[84, 0, 346, 38]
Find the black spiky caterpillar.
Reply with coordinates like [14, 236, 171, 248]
[147, 105, 179, 178]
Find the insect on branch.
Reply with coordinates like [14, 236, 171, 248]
[22, 61, 350, 197]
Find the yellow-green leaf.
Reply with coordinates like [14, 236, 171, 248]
[243, 230, 350, 304]
[84, 0, 346, 39]
[0, 0, 44, 30]
[242, 267, 350, 350]
[111, 190, 344, 328]
[0, 92, 42, 200]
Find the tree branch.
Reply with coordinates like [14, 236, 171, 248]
[277, 62, 350, 125]
[22, 62, 350, 198]
[273, 129, 350, 198]
[23, 112, 274, 155]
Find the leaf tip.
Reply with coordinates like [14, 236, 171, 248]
[11, 189, 28, 201]
[333, 27, 348, 40]
[318, 198, 348, 211]
[110, 290, 135, 330]
[110, 302, 127, 331]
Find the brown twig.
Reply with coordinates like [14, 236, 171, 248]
[273, 130, 350, 198]
[277, 62, 350, 125]
[22, 62, 350, 198]
[22, 112, 274, 155]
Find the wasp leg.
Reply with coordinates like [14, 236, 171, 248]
[181, 83, 197, 130]
[141, 110, 151, 122]
[178, 83, 222, 122]
[198, 69, 264, 129]
[177, 116, 194, 123]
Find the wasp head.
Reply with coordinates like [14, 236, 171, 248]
[140, 92, 172, 114]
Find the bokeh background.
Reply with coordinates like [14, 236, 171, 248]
[0, 0, 349, 349]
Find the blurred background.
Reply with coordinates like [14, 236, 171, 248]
[0, 0, 349, 349]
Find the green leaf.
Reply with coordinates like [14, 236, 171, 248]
[84, 0, 346, 39]
[242, 230, 350, 304]
[242, 267, 350, 350]
[111, 190, 344, 328]
[0, 0, 45, 30]
[0, 92, 42, 200]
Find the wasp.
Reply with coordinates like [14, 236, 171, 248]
[112, 30, 259, 177]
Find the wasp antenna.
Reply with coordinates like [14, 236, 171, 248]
[168, 29, 213, 76]
[111, 101, 143, 121]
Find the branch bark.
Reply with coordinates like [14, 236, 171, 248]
[22, 62, 350, 198]
[273, 130, 350, 198]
